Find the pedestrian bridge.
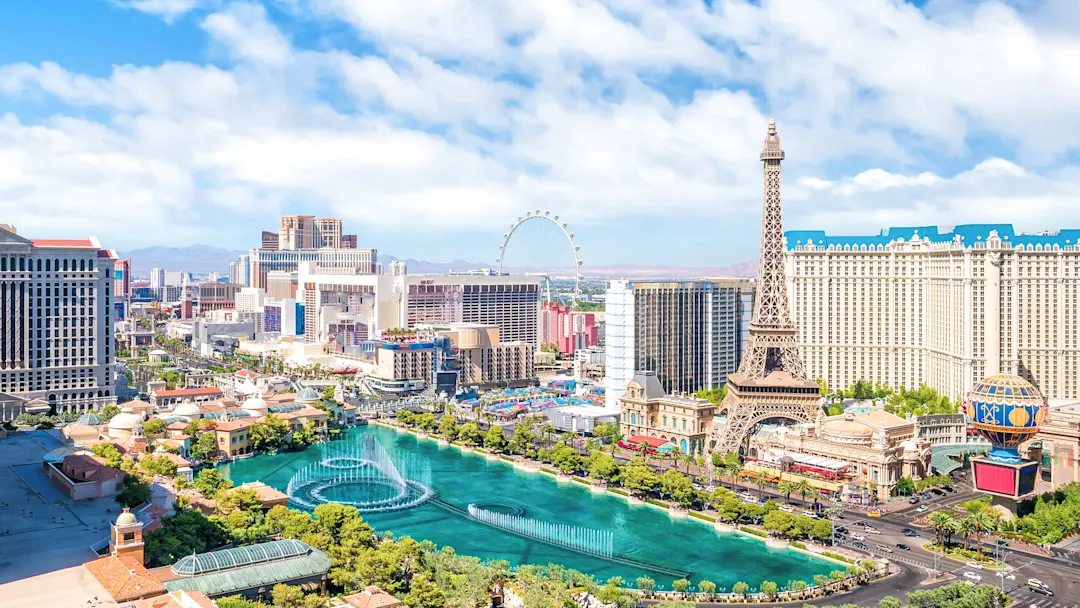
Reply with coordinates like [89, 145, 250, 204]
[929, 444, 988, 475]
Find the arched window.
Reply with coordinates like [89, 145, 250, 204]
[630, 413, 637, 425]
[45, 259, 51, 271]
[36, 259, 41, 271]
[19, 258, 24, 271]
[1, 259, 6, 271]
[63, 259, 69, 271]
[680, 439, 688, 453]
[88, 260, 94, 271]
[79, 259, 85, 271]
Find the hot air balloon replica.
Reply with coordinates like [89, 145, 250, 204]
[965, 374, 1048, 517]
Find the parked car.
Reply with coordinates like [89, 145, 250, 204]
[896, 543, 910, 550]
[921, 492, 933, 500]
[908, 496, 920, 504]
[835, 526, 848, 534]
[943, 485, 956, 493]
[964, 572, 982, 581]
[801, 510, 819, 519]
[931, 488, 946, 496]
[779, 505, 796, 513]
[853, 542, 869, 551]
[965, 561, 984, 570]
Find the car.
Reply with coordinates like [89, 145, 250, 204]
[835, 526, 848, 534]
[868, 510, 882, 517]
[965, 561, 983, 570]
[801, 510, 819, 519]
[896, 543, 910, 550]
[902, 529, 918, 537]
[851, 534, 866, 542]
[917, 505, 929, 513]
[964, 572, 982, 581]
[943, 485, 956, 493]
[995, 572, 1016, 580]
[875, 544, 894, 554]
[931, 488, 946, 496]
[853, 542, 869, 551]
[921, 492, 933, 500]
[852, 520, 866, 526]
[908, 496, 920, 504]
[779, 505, 796, 513]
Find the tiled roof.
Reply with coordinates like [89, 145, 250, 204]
[626, 435, 670, 448]
[215, 418, 256, 431]
[153, 387, 223, 398]
[344, 586, 402, 608]
[62, 454, 127, 482]
[84, 555, 166, 602]
[31, 238, 95, 248]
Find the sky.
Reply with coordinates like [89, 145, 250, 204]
[2, 0, 1080, 268]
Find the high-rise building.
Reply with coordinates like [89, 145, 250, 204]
[248, 248, 376, 289]
[114, 258, 131, 300]
[266, 271, 298, 300]
[604, 279, 755, 408]
[0, 229, 118, 413]
[786, 224, 1080, 401]
[149, 267, 165, 289]
[229, 254, 251, 286]
[198, 282, 241, 313]
[279, 215, 315, 250]
[315, 218, 343, 249]
[342, 234, 357, 249]
[540, 302, 599, 356]
[296, 269, 542, 347]
[261, 231, 279, 250]
[389, 260, 408, 276]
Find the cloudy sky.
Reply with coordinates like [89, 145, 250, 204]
[1, 0, 1078, 267]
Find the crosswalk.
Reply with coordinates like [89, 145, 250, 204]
[1018, 595, 1076, 608]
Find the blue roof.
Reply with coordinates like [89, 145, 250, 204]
[785, 224, 1080, 251]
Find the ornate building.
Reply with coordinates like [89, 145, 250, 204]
[748, 409, 931, 500]
[710, 120, 821, 455]
[618, 370, 715, 456]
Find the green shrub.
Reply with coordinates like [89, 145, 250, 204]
[740, 527, 767, 538]
[609, 488, 629, 496]
[689, 512, 716, 523]
[821, 551, 855, 564]
[645, 498, 670, 509]
[791, 541, 807, 550]
[475, 447, 488, 453]
[500, 455, 515, 462]
[571, 477, 590, 485]
[541, 467, 558, 475]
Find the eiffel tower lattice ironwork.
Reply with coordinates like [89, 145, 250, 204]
[710, 120, 821, 455]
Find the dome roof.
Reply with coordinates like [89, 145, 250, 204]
[296, 387, 320, 401]
[115, 509, 138, 526]
[108, 412, 143, 431]
[149, 349, 168, 356]
[822, 418, 872, 438]
[172, 401, 202, 417]
[241, 396, 268, 412]
[899, 439, 920, 452]
[77, 412, 102, 425]
[42, 446, 90, 463]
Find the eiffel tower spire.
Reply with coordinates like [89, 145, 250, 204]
[738, 118, 806, 381]
[709, 119, 819, 455]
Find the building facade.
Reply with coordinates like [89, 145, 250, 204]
[604, 279, 755, 407]
[540, 302, 599, 356]
[229, 254, 251, 287]
[249, 248, 377, 290]
[198, 283, 241, 313]
[786, 225, 1080, 401]
[150, 267, 165, 289]
[0, 228, 118, 413]
[617, 370, 715, 456]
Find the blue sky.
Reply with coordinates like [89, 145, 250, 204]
[1, 0, 1079, 269]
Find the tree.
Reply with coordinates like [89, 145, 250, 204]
[91, 442, 124, 468]
[142, 418, 167, 436]
[250, 414, 291, 452]
[777, 480, 796, 504]
[878, 597, 902, 608]
[217, 597, 267, 608]
[635, 576, 656, 595]
[753, 470, 770, 499]
[483, 425, 509, 452]
[140, 454, 178, 477]
[457, 422, 482, 446]
[812, 574, 829, 590]
[928, 510, 954, 549]
[622, 460, 659, 497]
[116, 475, 150, 508]
[732, 581, 749, 598]
[716, 494, 745, 523]
[321, 385, 336, 401]
[587, 451, 620, 482]
[185, 418, 217, 438]
[810, 518, 834, 542]
[968, 510, 997, 558]
[190, 431, 219, 462]
[439, 414, 459, 441]
[659, 470, 697, 508]
[508, 424, 533, 454]
[592, 422, 618, 443]
[101, 404, 121, 420]
[549, 444, 585, 475]
[290, 421, 320, 448]
[760, 581, 779, 600]
[697, 580, 717, 597]
[403, 573, 446, 608]
[794, 478, 814, 508]
[671, 578, 691, 595]
[270, 584, 322, 608]
[193, 468, 233, 498]
[896, 476, 915, 496]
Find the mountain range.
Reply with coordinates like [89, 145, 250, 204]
[119, 245, 757, 280]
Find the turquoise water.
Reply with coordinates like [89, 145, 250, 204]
[218, 425, 834, 590]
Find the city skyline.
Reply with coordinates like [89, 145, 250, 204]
[1, 1, 1079, 266]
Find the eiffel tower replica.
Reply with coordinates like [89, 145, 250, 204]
[711, 119, 821, 455]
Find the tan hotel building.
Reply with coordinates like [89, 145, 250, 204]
[786, 225, 1080, 401]
[618, 370, 715, 456]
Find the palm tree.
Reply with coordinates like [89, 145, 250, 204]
[957, 515, 978, 551]
[609, 432, 624, 455]
[969, 511, 996, 558]
[928, 511, 953, 549]
[777, 481, 797, 504]
[724, 461, 742, 492]
[682, 453, 696, 475]
[753, 470, 769, 500]
[944, 516, 964, 549]
[795, 478, 813, 509]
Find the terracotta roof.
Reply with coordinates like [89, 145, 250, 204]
[62, 454, 127, 482]
[63, 422, 101, 439]
[166, 421, 188, 431]
[626, 435, 670, 448]
[855, 409, 910, 428]
[84, 555, 166, 602]
[235, 370, 261, 379]
[215, 419, 255, 432]
[239, 481, 288, 505]
[344, 586, 402, 608]
[31, 238, 94, 248]
[153, 387, 223, 398]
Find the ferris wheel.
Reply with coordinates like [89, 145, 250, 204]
[497, 210, 583, 303]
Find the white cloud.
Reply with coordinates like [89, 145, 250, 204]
[112, 0, 202, 22]
[3, 0, 1080, 261]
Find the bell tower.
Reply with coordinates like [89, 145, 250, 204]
[110, 508, 145, 565]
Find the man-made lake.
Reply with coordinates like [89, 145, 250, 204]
[219, 425, 834, 590]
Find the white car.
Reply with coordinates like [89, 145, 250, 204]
[964, 572, 982, 581]
[779, 505, 796, 513]
[965, 561, 984, 570]
[917, 505, 929, 512]
[862, 527, 882, 534]
[995, 572, 1016, 580]
[801, 510, 819, 519]
[851, 534, 867, 542]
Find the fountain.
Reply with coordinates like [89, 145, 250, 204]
[286, 434, 434, 513]
[467, 504, 614, 558]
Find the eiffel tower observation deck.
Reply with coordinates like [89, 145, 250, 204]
[710, 120, 822, 455]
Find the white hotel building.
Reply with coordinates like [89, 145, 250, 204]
[296, 266, 542, 347]
[786, 224, 1080, 402]
[0, 227, 118, 414]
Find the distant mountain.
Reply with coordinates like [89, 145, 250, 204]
[379, 255, 492, 274]
[121, 245, 246, 275]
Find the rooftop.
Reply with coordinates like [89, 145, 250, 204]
[84, 555, 166, 603]
[786, 224, 1080, 251]
[152, 387, 224, 398]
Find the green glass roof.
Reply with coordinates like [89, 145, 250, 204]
[268, 403, 304, 413]
[172, 539, 310, 576]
